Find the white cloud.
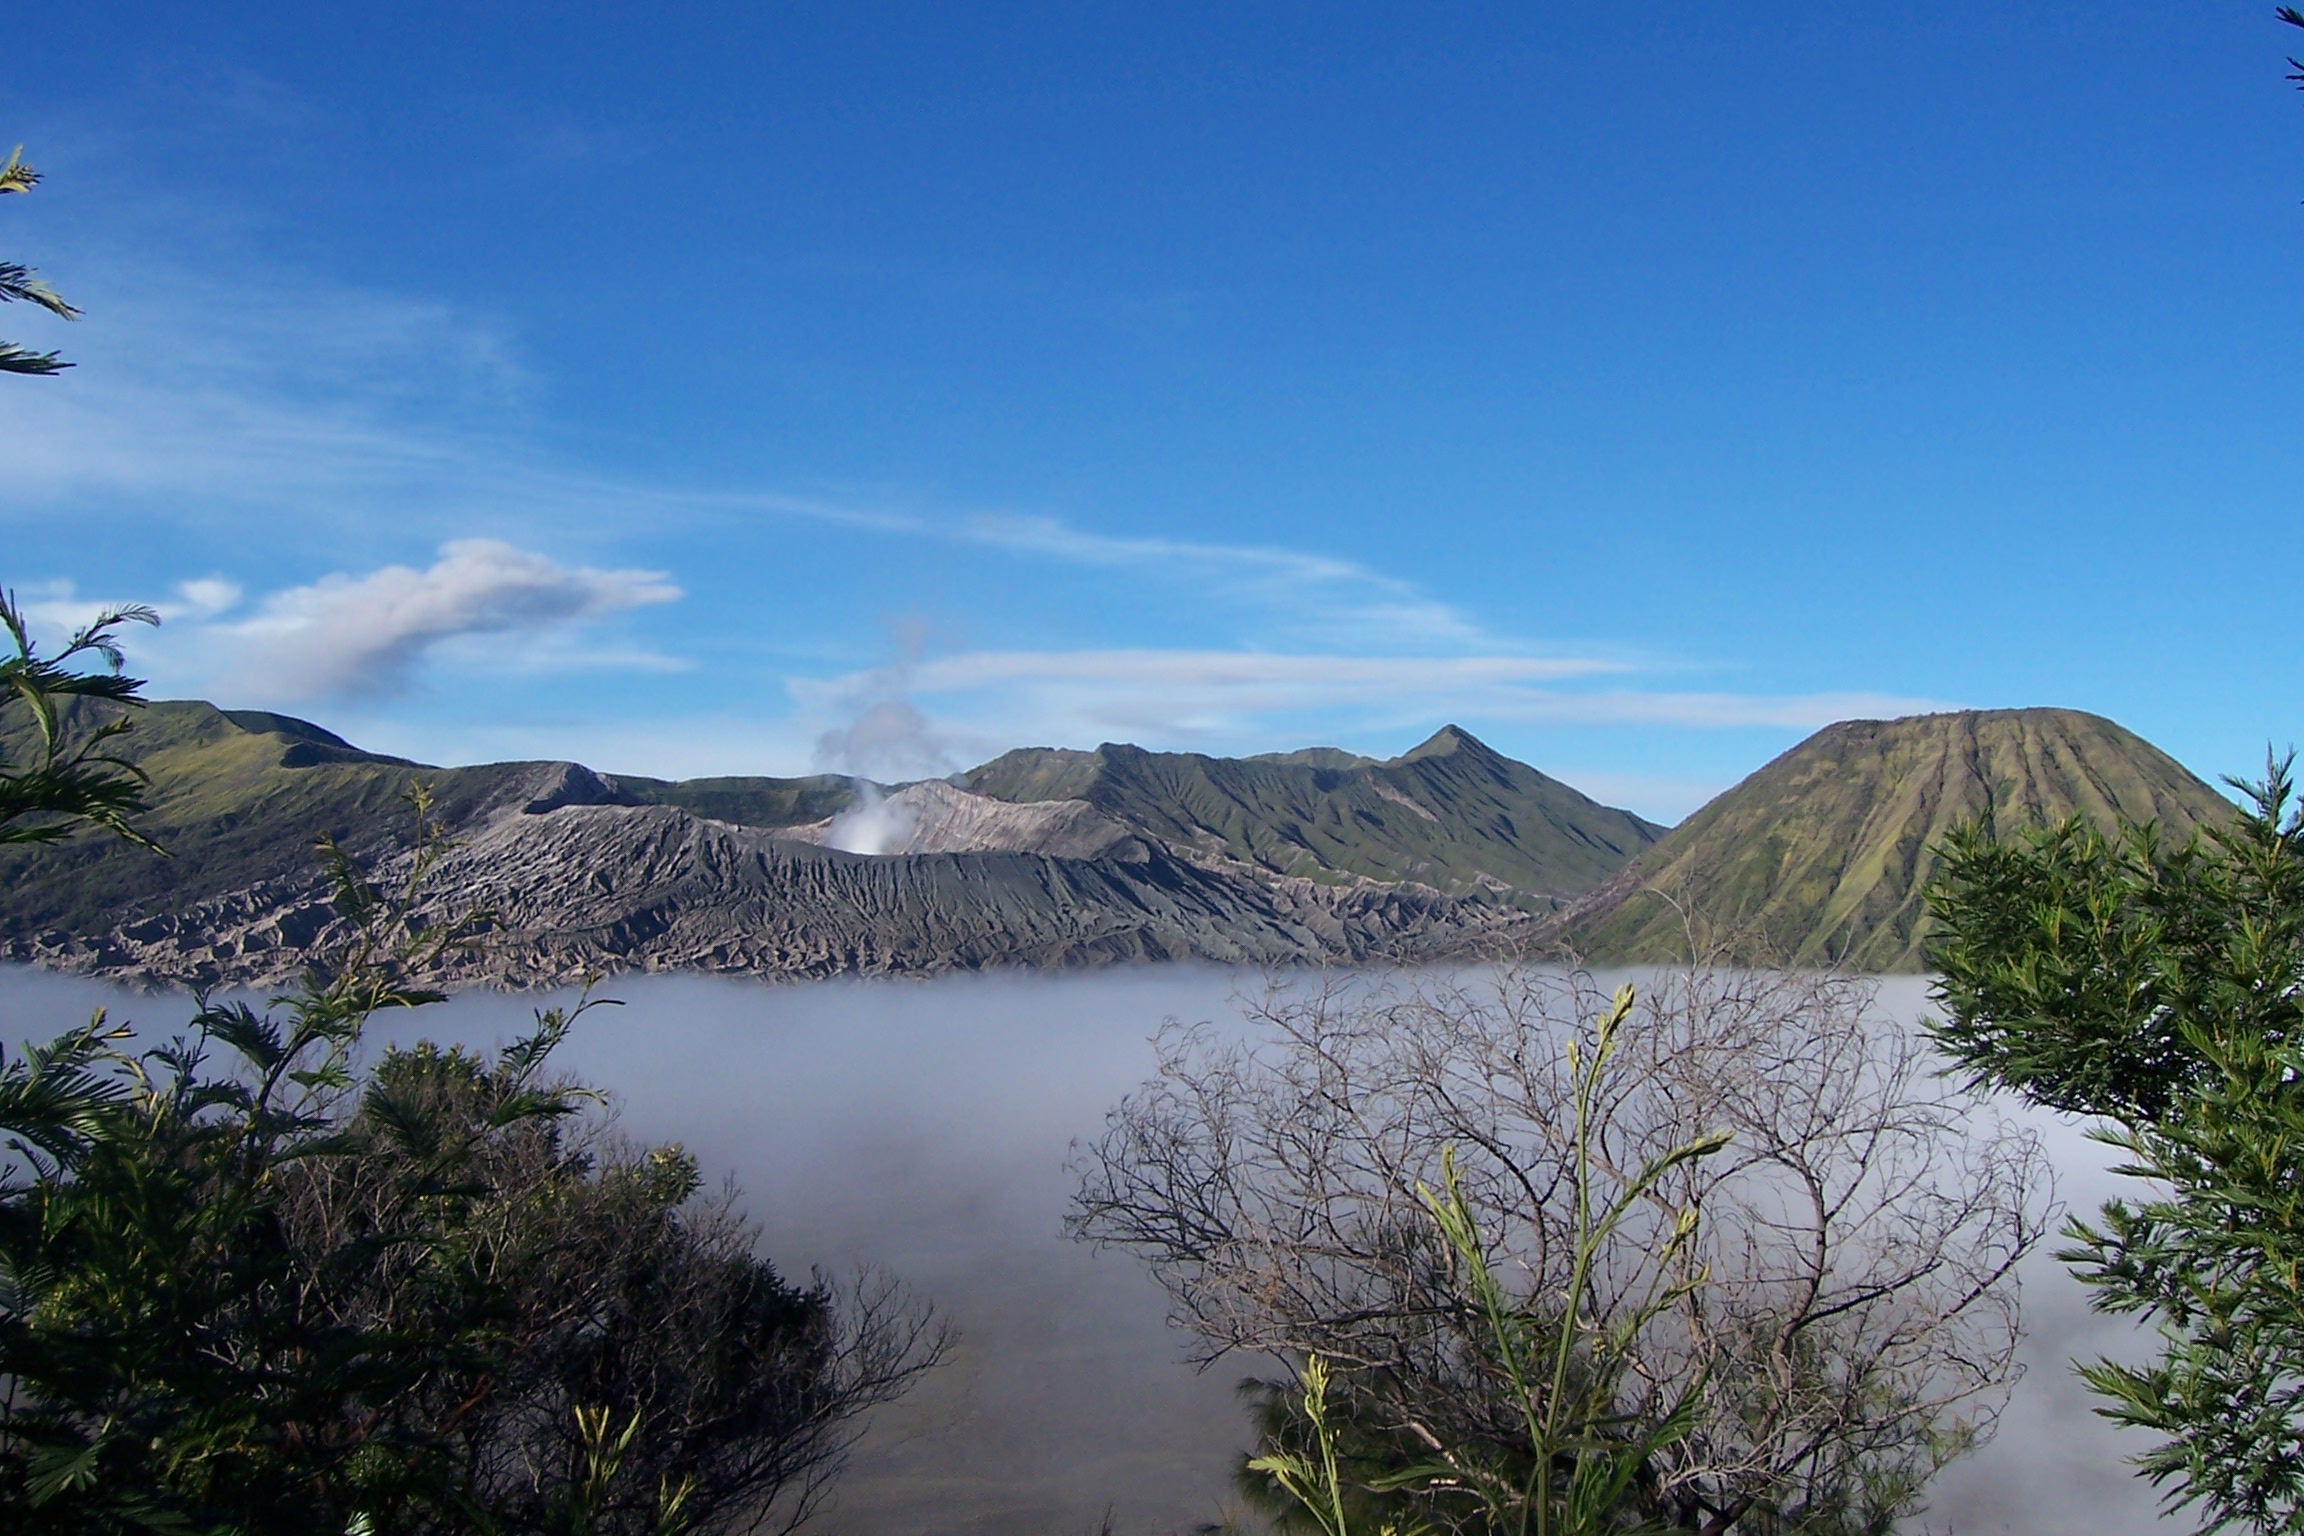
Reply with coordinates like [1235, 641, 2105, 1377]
[211, 540, 680, 699]
[171, 578, 243, 620]
[5, 579, 219, 650]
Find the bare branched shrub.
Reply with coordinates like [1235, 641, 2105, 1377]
[1068, 967, 2050, 1535]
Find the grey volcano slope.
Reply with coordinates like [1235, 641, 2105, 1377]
[1, 703, 1619, 988]
[1563, 708, 2234, 972]
[963, 726, 1665, 903]
[43, 801, 1537, 988]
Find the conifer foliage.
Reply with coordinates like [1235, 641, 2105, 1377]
[1930, 762, 2304, 1534]
[0, 146, 79, 376]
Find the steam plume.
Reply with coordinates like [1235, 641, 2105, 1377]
[811, 619, 954, 855]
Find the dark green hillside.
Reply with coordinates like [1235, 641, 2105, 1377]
[0, 701, 857, 944]
[615, 772, 856, 827]
[1246, 746, 1378, 770]
[1568, 708, 2233, 971]
[964, 725, 1665, 901]
[958, 746, 1105, 802]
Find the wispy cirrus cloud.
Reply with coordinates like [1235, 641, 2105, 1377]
[7, 247, 1495, 653]
[17, 233, 1947, 805]
[789, 646, 1951, 763]
[913, 649, 1627, 694]
[5, 229, 1499, 654]
[955, 513, 1492, 647]
[9, 264, 532, 525]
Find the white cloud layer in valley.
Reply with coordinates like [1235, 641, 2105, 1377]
[0, 966, 2172, 1536]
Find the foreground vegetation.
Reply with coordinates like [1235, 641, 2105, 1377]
[1059, 769, 2304, 1536]
[0, 605, 945, 1533]
[0, 145, 77, 376]
[1930, 766, 2304, 1533]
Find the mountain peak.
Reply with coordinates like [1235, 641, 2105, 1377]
[1391, 724, 1490, 764]
[958, 725, 1656, 896]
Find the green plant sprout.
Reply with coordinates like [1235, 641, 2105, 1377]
[1253, 985, 1728, 1536]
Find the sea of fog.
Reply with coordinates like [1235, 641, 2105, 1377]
[0, 964, 2169, 1536]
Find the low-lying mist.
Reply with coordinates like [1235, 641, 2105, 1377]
[1, 965, 2168, 1536]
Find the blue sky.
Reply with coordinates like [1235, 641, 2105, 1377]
[7, 3, 2302, 820]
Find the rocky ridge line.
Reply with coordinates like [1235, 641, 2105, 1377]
[8, 763, 1545, 989]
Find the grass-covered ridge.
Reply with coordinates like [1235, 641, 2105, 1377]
[964, 724, 1666, 903]
[1567, 707, 2234, 970]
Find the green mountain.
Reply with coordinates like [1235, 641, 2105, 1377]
[606, 772, 855, 827]
[962, 725, 1666, 904]
[1565, 708, 2233, 971]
